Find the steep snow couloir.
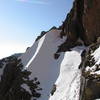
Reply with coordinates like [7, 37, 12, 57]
[20, 29, 85, 100]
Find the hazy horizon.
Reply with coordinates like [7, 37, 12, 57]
[0, 0, 73, 59]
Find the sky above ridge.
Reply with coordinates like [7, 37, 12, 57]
[0, 0, 73, 59]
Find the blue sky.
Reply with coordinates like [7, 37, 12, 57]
[0, 0, 73, 58]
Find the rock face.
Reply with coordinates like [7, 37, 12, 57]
[61, 0, 100, 46]
[79, 42, 100, 100]
[83, 0, 100, 44]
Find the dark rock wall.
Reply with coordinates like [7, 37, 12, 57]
[61, 0, 100, 46]
[83, 0, 100, 44]
[79, 42, 100, 100]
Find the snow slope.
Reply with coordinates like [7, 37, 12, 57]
[49, 46, 84, 100]
[20, 29, 85, 100]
